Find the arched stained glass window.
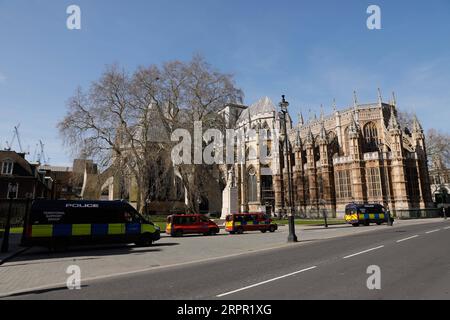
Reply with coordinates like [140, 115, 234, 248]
[364, 122, 379, 152]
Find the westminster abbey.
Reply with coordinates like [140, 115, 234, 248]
[220, 92, 434, 218]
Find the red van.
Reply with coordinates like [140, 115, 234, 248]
[225, 213, 277, 234]
[166, 214, 220, 237]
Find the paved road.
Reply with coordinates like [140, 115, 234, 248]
[5, 220, 449, 300]
[4, 219, 433, 296]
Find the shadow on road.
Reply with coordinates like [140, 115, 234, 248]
[300, 225, 355, 231]
[3, 242, 181, 265]
[5, 285, 90, 299]
[162, 233, 229, 239]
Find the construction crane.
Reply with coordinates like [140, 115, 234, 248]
[5, 124, 24, 153]
[35, 140, 50, 165]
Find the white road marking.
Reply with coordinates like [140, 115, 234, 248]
[444, 226, 450, 230]
[216, 266, 317, 298]
[425, 229, 440, 234]
[396, 235, 419, 243]
[343, 246, 385, 259]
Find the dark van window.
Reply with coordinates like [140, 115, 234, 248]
[68, 207, 125, 224]
[187, 217, 197, 224]
[363, 206, 383, 214]
[173, 216, 182, 225]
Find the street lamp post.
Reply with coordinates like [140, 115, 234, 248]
[279, 95, 298, 243]
[1, 182, 16, 253]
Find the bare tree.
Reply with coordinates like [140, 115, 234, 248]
[426, 129, 450, 198]
[397, 110, 450, 165]
[59, 56, 243, 214]
[133, 55, 243, 213]
[59, 65, 170, 212]
[426, 129, 450, 167]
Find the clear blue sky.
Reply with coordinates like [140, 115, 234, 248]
[1, 0, 450, 165]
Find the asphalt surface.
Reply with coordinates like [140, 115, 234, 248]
[5, 220, 450, 300]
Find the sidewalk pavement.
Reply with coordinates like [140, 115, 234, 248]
[0, 218, 447, 298]
[0, 234, 28, 265]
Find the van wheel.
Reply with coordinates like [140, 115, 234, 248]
[269, 226, 276, 233]
[229, 231, 236, 235]
[136, 233, 153, 247]
[352, 223, 360, 227]
[260, 229, 267, 233]
[236, 228, 244, 234]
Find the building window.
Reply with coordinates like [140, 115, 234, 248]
[343, 127, 350, 156]
[317, 174, 324, 200]
[7, 183, 19, 199]
[1, 160, 14, 175]
[366, 167, 382, 198]
[335, 170, 352, 199]
[247, 167, 258, 202]
[407, 167, 420, 200]
[304, 175, 310, 203]
[364, 122, 379, 152]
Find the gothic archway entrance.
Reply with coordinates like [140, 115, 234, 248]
[261, 175, 275, 216]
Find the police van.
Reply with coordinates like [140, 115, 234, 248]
[22, 200, 160, 250]
[345, 203, 393, 227]
[225, 213, 278, 234]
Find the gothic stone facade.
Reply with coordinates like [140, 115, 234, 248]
[220, 95, 433, 219]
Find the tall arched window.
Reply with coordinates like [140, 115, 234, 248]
[247, 167, 258, 202]
[262, 121, 272, 139]
[364, 122, 379, 152]
[343, 127, 350, 156]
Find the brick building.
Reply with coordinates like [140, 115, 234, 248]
[0, 150, 51, 200]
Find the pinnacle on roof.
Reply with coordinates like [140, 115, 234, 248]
[412, 114, 423, 133]
[377, 88, 383, 105]
[295, 127, 302, 148]
[306, 126, 314, 145]
[388, 106, 401, 131]
[298, 112, 304, 126]
[319, 120, 327, 142]
[353, 90, 359, 108]
[391, 91, 397, 107]
[349, 112, 360, 136]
